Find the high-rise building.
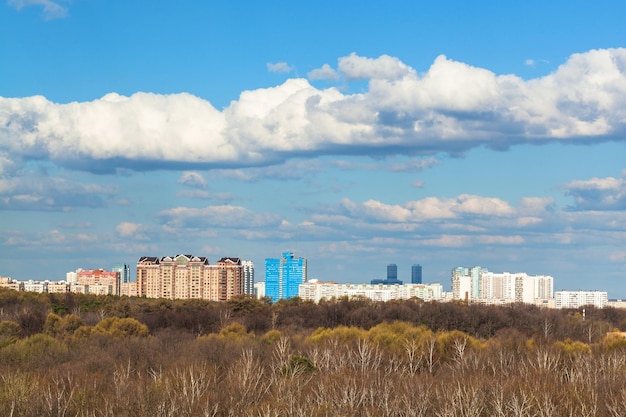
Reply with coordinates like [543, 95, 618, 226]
[242, 260, 255, 295]
[264, 251, 307, 302]
[112, 263, 131, 283]
[411, 264, 422, 284]
[452, 266, 553, 305]
[387, 264, 398, 281]
[135, 254, 249, 301]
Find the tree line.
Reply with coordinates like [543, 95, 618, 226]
[1, 288, 626, 416]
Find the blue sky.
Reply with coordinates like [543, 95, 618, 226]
[1, 0, 626, 296]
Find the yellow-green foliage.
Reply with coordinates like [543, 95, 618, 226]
[1, 333, 68, 365]
[366, 321, 433, 349]
[72, 325, 95, 340]
[94, 317, 149, 338]
[43, 313, 85, 339]
[553, 339, 591, 355]
[435, 329, 485, 358]
[218, 322, 252, 340]
[601, 331, 626, 350]
[307, 325, 367, 343]
[0, 320, 22, 338]
[261, 329, 283, 344]
[43, 313, 62, 336]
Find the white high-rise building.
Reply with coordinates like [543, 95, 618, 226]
[242, 260, 255, 295]
[451, 266, 553, 305]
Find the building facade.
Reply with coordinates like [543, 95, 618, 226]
[555, 290, 608, 309]
[452, 266, 553, 305]
[265, 251, 307, 302]
[299, 280, 443, 303]
[77, 269, 121, 296]
[135, 254, 250, 301]
[242, 260, 255, 296]
[112, 263, 131, 283]
[411, 264, 422, 284]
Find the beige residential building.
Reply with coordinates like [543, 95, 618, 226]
[77, 269, 120, 296]
[0, 276, 23, 292]
[136, 255, 247, 301]
[47, 282, 69, 294]
[119, 282, 138, 297]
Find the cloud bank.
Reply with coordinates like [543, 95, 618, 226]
[2, 48, 626, 174]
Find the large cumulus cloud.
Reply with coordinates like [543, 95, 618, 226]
[2, 48, 626, 174]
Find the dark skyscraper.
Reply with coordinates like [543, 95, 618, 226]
[387, 264, 398, 281]
[411, 264, 422, 284]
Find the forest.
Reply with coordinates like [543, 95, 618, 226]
[1, 288, 626, 416]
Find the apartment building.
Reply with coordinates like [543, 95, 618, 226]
[451, 266, 553, 305]
[555, 290, 608, 309]
[299, 280, 444, 303]
[135, 254, 249, 301]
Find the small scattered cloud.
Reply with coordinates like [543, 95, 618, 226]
[411, 180, 425, 188]
[525, 58, 550, 67]
[115, 222, 142, 237]
[0, 174, 118, 211]
[267, 62, 294, 73]
[7, 0, 70, 20]
[338, 53, 414, 80]
[307, 64, 339, 81]
[565, 173, 626, 211]
[178, 171, 207, 189]
[159, 205, 283, 229]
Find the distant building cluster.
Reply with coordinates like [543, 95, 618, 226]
[370, 263, 422, 285]
[0, 257, 614, 309]
[451, 266, 554, 306]
[0, 255, 255, 302]
[299, 280, 443, 303]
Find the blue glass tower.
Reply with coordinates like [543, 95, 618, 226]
[112, 263, 131, 283]
[265, 258, 280, 302]
[411, 264, 422, 284]
[264, 251, 307, 302]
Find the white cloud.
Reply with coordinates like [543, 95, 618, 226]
[178, 171, 207, 189]
[0, 174, 118, 211]
[267, 62, 294, 73]
[115, 222, 142, 237]
[338, 53, 414, 80]
[307, 64, 339, 81]
[7, 0, 69, 20]
[565, 173, 626, 210]
[341, 198, 412, 222]
[159, 205, 283, 229]
[341, 194, 515, 224]
[3, 48, 626, 174]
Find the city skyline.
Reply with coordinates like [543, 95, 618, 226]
[1, 1, 625, 297]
